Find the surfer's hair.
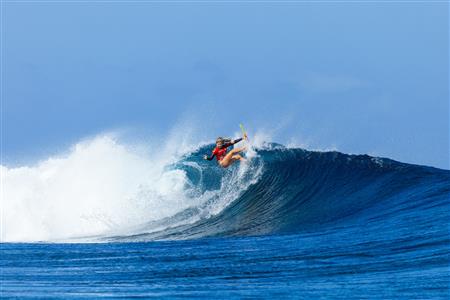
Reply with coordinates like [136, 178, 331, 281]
[216, 137, 231, 145]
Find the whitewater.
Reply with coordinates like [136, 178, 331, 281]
[1, 134, 263, 242]
[1, 132, 449, 298]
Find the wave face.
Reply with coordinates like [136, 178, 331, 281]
[2, 137, 449, 243]
[105, 144, 450, 242]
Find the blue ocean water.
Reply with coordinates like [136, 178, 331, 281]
[2, 145, 449, 298]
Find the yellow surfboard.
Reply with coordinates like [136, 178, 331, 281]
[239, 124, 248, 141]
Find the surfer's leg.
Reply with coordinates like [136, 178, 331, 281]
[219, 148, 245, 168]
[231, 146, 246, 153]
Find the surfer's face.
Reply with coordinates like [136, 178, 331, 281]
[216, 141, 223, 148]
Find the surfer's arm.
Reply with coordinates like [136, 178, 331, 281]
[204, 153, 215, 161]
[221, 138, 243, 149]
[232, 137, 243, 145]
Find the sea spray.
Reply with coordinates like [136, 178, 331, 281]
[1, 136, 194, 242]
[1, 134, 263, 242]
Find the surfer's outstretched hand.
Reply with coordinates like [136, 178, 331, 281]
[243, 133, 248, 140]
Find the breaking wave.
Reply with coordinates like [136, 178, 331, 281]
[2, 135, 449, 243]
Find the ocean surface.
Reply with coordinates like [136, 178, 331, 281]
[1, 143, 449, 298]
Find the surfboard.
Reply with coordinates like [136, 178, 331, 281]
[239, 124, 248, 141]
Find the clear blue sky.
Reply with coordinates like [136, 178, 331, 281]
[3, 1, 449, 168]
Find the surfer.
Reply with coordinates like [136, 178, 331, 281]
[203, 134, 247, 168]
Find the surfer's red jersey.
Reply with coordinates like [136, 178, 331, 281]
[204, 135, 246, 168]
[204, 137, 243, 162]
[212, 146, 229, 161]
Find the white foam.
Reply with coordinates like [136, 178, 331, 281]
[1, 131, 264, 243]
[2, 135, 199, 242]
